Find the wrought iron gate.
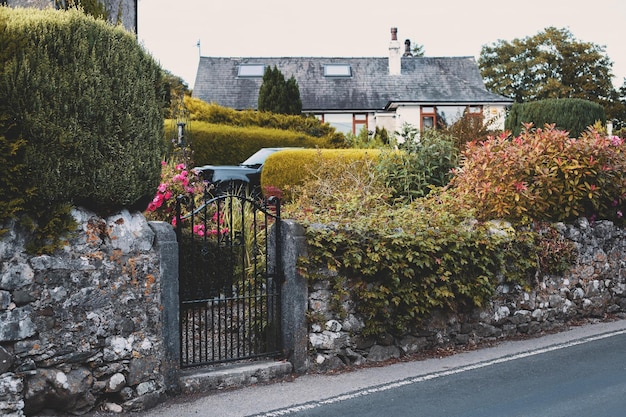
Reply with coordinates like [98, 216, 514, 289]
[175, 192, 282, 368]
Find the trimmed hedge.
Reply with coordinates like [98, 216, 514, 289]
[184, 96, 345, 146]
[0, 7, 164, 213]
[505, 98, 605, 138]
[0, 7, 164, 251]
[261, 148, 381, 199]
[177, 121, 336, 166]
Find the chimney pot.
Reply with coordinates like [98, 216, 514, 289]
[403, 39, 413, 57]
[391, 27, 398, 41]
[388, 28, 401, 75]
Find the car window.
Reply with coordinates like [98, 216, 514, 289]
[240, 148, 279, 166]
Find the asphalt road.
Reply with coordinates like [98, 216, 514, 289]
[266, 326, 626, 417]
[92, 319, 626, 417]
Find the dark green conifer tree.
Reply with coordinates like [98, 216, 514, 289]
[258, 66, 302, 115]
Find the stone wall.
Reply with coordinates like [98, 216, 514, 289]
[307, 218, 626, 370]
[0, 208, 177, 416]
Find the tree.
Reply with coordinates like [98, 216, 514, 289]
[161, 70, 190, 119]
[411, 42, 425, 57]
[479, 27, 624, 122]
[505, 98, 605, 138]
[55, 0, 108, 20]
[258, 66, 302, 115]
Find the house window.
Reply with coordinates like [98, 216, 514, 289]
[323, 64, 352, 77]
[421, 105, 483, 129]
[421, 107, 436, 130]
[324, 114, 353, 134]
[237, 64, 265, 77]
[353, 113, 368, 134]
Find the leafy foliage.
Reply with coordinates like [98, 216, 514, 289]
[262, 148, 381, 202]
[450, 124, 626, 224]
[343, 126, 391, 149]
[161, 70, 190, 119]
[0, 7, 163, 252]
[288, 185, 538, 336]
[184, 121, 338, 166]
[376, 126, 459, 202]
[479, 26, 623, 122]
[505, 98, 605, 138]
[441, 110, 503, 151]
[55, 0, 108, 20]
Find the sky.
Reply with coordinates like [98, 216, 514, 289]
[137, 0, 626, 91]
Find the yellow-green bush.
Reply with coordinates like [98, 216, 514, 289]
[261, 149, 381, 200]
[175, 121, 335, 166]
[183, 96, 345, 147]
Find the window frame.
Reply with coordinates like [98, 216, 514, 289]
[237, 64, 266, 78]
[323, 64, 352, 77]
[353, 113, 368, 134]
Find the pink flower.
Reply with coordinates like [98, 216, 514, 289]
[158, 183, 168, 193]
[176, 163, 186, 170]
[618, 211, 623, 219]
[193, 224, 205, 237]
[610, 136, 623, 146]
[161, 160, 167, 166]
[164, 191, 173, 200]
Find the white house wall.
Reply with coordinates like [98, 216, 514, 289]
[321, 104, 508, 140]
[484, 105, 507, 131]
[394, 106, 422, 132]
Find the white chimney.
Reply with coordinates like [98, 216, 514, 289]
[389, 27, 401, 75]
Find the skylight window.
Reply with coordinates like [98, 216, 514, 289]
[237, 64, 265, 77]
[323, 64, 352, 77]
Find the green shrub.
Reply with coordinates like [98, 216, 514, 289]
[0, 7, 164, 251]
[450, 124, 626, 224]
[277, 147, 584, 337]
[505, 98, 605, 138]
[184, 121, 336, 166]
[261, 148, 381, 201]
[376, 127, 459, 202]
[290, 187, 537, 337]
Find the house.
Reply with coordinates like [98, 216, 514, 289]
[2, 0, 137, 33]
[193, 28, 513, 137]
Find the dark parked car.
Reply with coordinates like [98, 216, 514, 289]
[194, 147, 298, 197]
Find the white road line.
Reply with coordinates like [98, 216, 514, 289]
[254, 329, 626, 416]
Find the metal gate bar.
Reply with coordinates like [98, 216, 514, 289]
[176, 194, 282, 368]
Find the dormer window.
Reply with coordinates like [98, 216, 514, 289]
[237, 64, 265, 77]
[323, 64, 352, 77]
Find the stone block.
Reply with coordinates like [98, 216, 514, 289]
[367, 345, 400, 362]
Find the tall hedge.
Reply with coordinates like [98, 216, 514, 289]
[183, 96, 345, 146]
[0, 7, 164, 215]
[176, 120, 337, 166]
[505, 98, 605, 138]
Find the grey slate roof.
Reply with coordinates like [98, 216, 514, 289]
[193, 56, 513, 111]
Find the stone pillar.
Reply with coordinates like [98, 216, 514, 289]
[277, 220, 309, 373]
[149, 221, 180, 394]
